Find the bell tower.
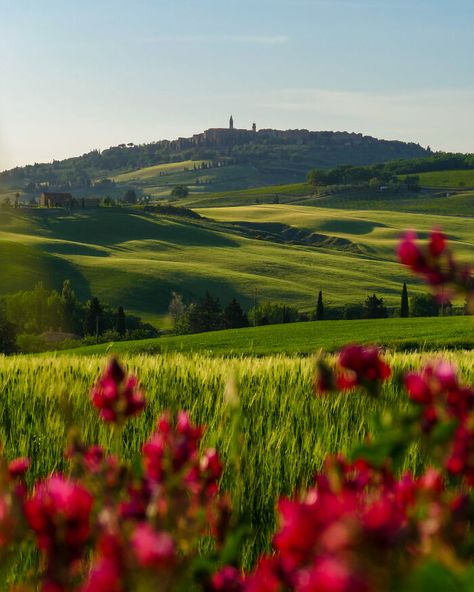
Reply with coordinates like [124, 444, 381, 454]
[229, 115, 234, 130]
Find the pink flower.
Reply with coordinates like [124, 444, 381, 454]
[25, 475, 93, 560]
[90, 358, 145, 424]
[8, 457, 30, 478]
[337, 345, 391, 392]
[131, 523, 175, 568]
[81, 533, 123, 592]
[429, 228, 446, 257]
[143, 411, 203, 483]
[212, 566, 243, 591]
[296, 557, 368, 592]
[397, 231, 425, 269]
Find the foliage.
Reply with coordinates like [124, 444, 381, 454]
[0, 308, 17, 354]
[401, 282, 409, 318]
[411, 294, 439, 317]
[1, 282, 157, 351]
[364, 294, 388, 319]
[171, 185, 189, 199]
[223, 298, 249, 329]
[315, 290, 324, 321]
[247, 302, 299, 326]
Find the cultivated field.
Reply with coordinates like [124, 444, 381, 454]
[2, 349, 474, 576]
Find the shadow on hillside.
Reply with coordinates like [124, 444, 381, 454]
[26, 210, 239, 249]
[318, 219, 387, 235]
[0, 240, 92, 300]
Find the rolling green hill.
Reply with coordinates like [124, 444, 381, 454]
[0, 128, 428, 205]
[0, 202, 473, 329]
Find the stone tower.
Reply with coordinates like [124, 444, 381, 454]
[252, 122, 257, 132]
[229, 115, 234, 130]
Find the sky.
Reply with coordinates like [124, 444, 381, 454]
[1, 0, 474, 170]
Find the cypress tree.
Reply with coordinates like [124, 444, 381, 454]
[401, 282, 409, 318]
[116, 306, 126, 337]
[316, 290, 324, 320]
[223, 298, 248, 329]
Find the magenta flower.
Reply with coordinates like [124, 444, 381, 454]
[90, 358, 145, 424]
[8, 457, 30, 478]
[212, 566, 243, 591]
[337, 344, 391, 391]
[131, 523, 175, 568]
[25, 475, 93, 560]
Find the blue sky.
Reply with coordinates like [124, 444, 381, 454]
[1, 0, 473, 170]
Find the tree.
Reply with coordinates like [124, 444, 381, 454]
[123, 189, 137, 204]
[364, 294, 387, 319]
[400, 283, 409, 318]
[116, 306, 126, 337]
[342, 303, 365, 320]
[168, 292, 186, 332]
[315, 291, 324, 320]
[0, 308, 16, 354]
[84, 298, 103, 341]
[410, 294, 438, 317]
[171, 185, 189, 199]
[61, 280, 78, 332]
[307, 169, 328, 186]
[223, 298, 248, 329]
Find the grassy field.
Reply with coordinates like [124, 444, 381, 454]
[2, 349, 474, 581]
[179, 177, 474, 215]
[416, 169, 474, 189]
[199, 203, 474, 260]
[180, 182, 313, 208]
[109, 161, 286, 199]
[63, 316, 474, 357]
[1, 204, 473, 325]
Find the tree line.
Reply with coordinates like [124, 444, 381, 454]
[0, 281, 158, 353]
[167, 284, 466, 336]
[306, 152, 474, 189]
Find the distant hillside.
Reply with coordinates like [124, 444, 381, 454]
[0, 126, 428, 199]
[0, 204, 473, 329]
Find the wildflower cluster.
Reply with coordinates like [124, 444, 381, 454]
[90, 357, 145, 424]
[3, 359, 230, 591]
[405, 360, 474, 484]
[398, 228, 473, 303]
[315, 344, 391, 396]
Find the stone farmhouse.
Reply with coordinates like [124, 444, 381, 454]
[39, 192, 74, 208]
[39, 192, 101, 209]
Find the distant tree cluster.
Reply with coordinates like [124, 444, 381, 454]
[247, 302, 299, 327]
[170, 185, 189, 199]
[168, 291, 248, 335]
[1, 281, 158, 352]
[307, 152, 474, 190]
[165, 284, 465, 339]
[307, 165, 420, 191]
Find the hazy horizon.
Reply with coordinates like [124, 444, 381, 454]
[2, 0, 474, 171]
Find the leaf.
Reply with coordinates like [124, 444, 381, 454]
[399, 560, 461, 592]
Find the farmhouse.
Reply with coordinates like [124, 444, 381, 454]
[39, 192, 74, 208]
